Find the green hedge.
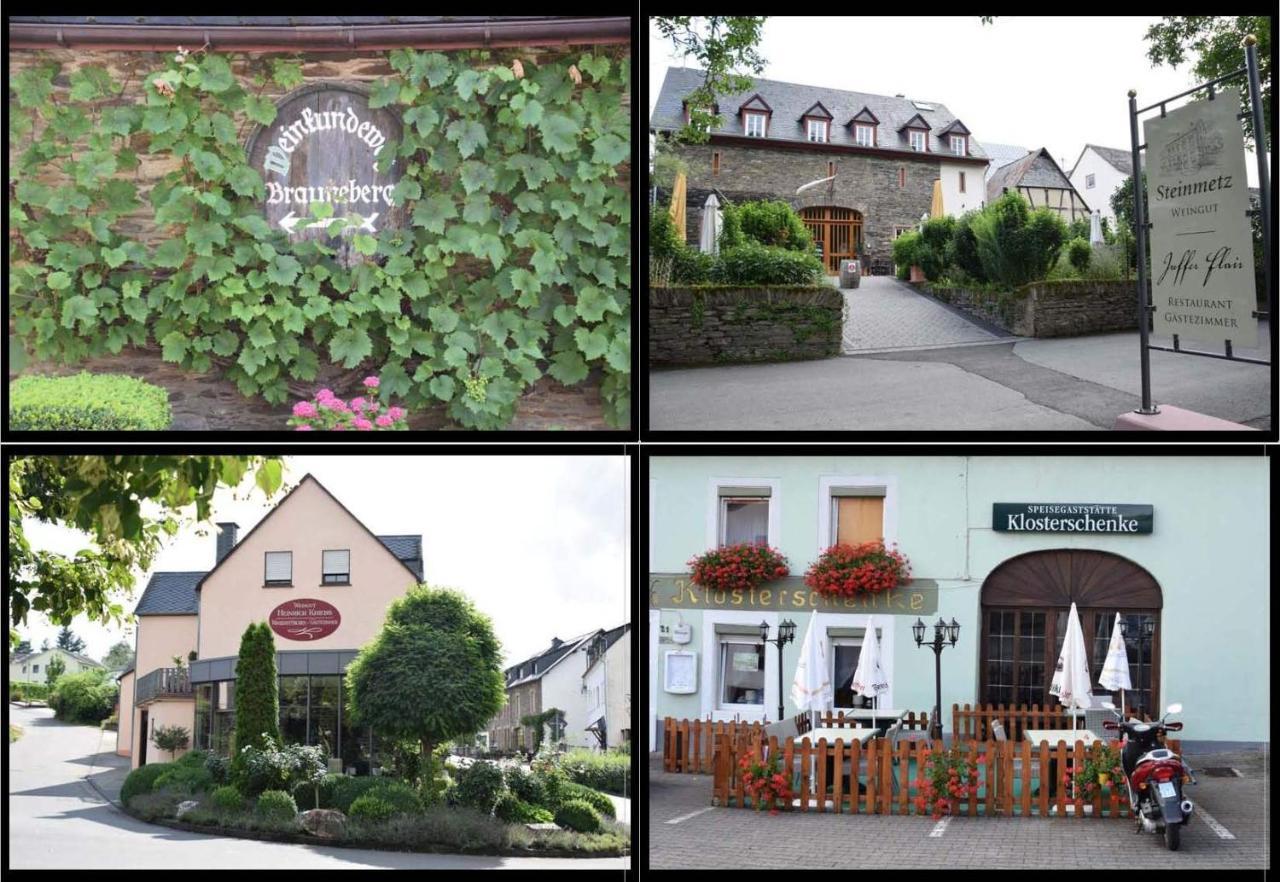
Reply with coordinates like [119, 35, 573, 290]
[122, 762, 176, 805]
[8, 372, 170, 431]
[553, 798, 604, 833]
[559, 748, 629, 795]
[212, 785, 244, 811]
[712, 242, 824, 286]
[560, 781, 616, 818]
[494, 792, 554, 824]
[349, 794, 395, 822]
[49, 670, 117, 724]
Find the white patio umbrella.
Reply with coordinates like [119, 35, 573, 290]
[1098, 613, 1133, 718]
[1049, 602, 1093, 731]
[790, 614, 833, 730]
[699, 193, 722, 255]
[1089, 209, 1104, 246]
[850, 616, 890, 730]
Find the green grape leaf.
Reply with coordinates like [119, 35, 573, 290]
[383, 255, 413, 277]
[101, 247, 128, 268]
[446, 119, 488, 159]
[462, 194, 491, 224]
[403, 104, 440, 138]
[226, 165, 265, 198]
[198, 55, 236, 93]
[267, 255, 302, 286]
[160, 330, 189, 362]
[47, 271, 72, 291]
[368, 78, 401, 109]
[122, 280, 143, 299]
[14, 63, 57, 108]
[412, 194, 457, 234]
[191, 150, 226, 182]
[60, 296, 99, 330]
[574, 326, 610, 360]
[538, 113, 580, 154]
[243, 95, 278, 125]
[459, 161, 496, 195]
[593, 261, 618, 288]
[591, 132, 629, 166]
[101, 105, 141, 136]
[102, 179, 141, 213]
[547, 350, 589, 385]
[454, 69, 487, 101]
[576, 285, 621, 322]
[186, 221, 228, 257]
[246, 320, 276, 349]
[516, 98, 544, 127]
[212, 330, 240, 357]
[270, 58, 304, 90]
[443, 345, 469, 369]
[291, 347, 320, 382]
[401, 272, 430, 300]
[353, 234, 378, 255]
[380, 361, 411, 399]
[428, 305, 460, 334]
[210, 112, 237, 143]
[372, 287, 402, 313]
[421, 53, 452, 87]
[428, 373, 456, 401]
[391, 178, 422, 204]
[553, 303, 577, 327]
[47, 187, 91, 215]
[605, 334, 630, 372]
[232, 213, 272, 238]
[15, 180, 51, 208]
[153, 239, 189, 269]
[514, 191, 543, 213]
[329, 326, 373, 368]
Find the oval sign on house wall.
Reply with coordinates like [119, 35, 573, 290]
[269, 598, 342, 641]
[245, 84, 408, 263]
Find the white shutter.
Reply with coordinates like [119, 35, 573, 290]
[265, 551, 292, 583]
[322, 550, 350, 578]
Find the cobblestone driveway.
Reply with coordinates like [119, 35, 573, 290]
[837, 276, 1005, 353]
[648, 751, 1268, 870]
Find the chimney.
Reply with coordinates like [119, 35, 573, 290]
[550, 637, 563, 649]
[215, 522, 239, 564]
[895, 93, 904, 98]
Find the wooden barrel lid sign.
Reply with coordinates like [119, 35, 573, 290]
[246, 84, 407, 262]
[269, 598, 342, 641]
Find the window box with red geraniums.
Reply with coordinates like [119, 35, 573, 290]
[688, 543, 790, 593]
[739, 752, 793, 814]
[913, 745, 982, 819]
[804, 540, 911, 597]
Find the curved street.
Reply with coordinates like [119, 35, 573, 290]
[6, 704, 629, 870]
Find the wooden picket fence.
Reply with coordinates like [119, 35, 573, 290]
[711, 732, 1181, 819]
[814, 710, 932, 730]
[952, 702, 1156, 743]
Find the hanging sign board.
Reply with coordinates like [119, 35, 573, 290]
[246, 84, 408, 265]
[1143, 96, 1258, 346]
[269, 598, 342, 640]
[993, 503, 1153, 534]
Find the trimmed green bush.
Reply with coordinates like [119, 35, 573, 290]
[8, 373, 171, 431]
[971, 192, 1068, 287]
[554, 798, 604, 833]
[892, 231, 921, 279]
[292, 772, 342, 810]
[1067, 237, 1092, 273]
[559, 748, 630, 795]
[949, 213, 987, 283]
[712, 241, 824, 285]
[505, 764, 548, 807]
[560, 781, 616, 818]
[331, 775, 387, 813]
[918, 216, 956, 281]
[153, 762, 213, 796]
[255, 789, 298, 823]
[122, 762, 176, 805]
[48, 669, 116, 724]
[349, 794, 395, 822]
[494, 792, 555, 824]
[368, 781, 424, 816]
[211, 784, 244, 811]
[454, 760, 506, 814]
[728, 200, 814, 252]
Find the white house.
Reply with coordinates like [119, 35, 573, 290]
[536, 632, 598, 750]
[10, 647, 104, 683]
[1068, 144, 1133, 225]
[582, 622, 631, 751]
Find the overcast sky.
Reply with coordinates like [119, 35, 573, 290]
[17, 456, 629, 669]
[649, 15, 1260, 186]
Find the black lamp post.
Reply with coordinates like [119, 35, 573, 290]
[760, 619, 797, 723]
[913, 616, 959, 741]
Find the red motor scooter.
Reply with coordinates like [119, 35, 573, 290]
[1101, 700, 1196, 851]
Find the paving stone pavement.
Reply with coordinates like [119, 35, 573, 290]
[648, 751, 1268, 869]
[835, 275, 1004, 353]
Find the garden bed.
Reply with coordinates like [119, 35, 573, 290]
[925, 280, 1137, 338]
[649, 285, 842, 366]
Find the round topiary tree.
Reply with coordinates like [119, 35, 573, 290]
[1067, 237, 1092, 273]
[344, 584, 505, 770]
[231, 622, 280, 782]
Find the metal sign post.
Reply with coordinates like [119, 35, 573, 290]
[1127, 35, 1272, 415]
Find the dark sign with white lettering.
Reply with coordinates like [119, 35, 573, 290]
[993, 504, 1153, 534]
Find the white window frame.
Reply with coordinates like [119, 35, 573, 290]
[1086, 173, 1096, 189]
[706, 477, 781, 549]
[264, 550, 293, 585]
[701, 609, 778, 722]
[807, 119, 829, 143]
[951, 135, 966, 156]
[744, 112, 767, 138]
[855, 124, 873, 147]
[321, 549, 350, 584]
[817, 474, 898, 551]
[910, 130, 926, 152]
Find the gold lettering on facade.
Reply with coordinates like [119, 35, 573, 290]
[714, 590, 726, 605]
[793, 591, 805, 607]
[844, 596, 856, 608]
[911, 594, 923, 610]
[731, 590, 743, 606]
[759, 590, 771, 606]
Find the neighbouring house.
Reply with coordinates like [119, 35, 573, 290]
[1067, 144, 1135, 225]
[986, 147, 1092, 223]
[582, 622, 631, 750]
[487, 632, 597, 754]
[650, 67, 991, 274]
[9, 647, 104, 683]
[116, 473, 424, 770]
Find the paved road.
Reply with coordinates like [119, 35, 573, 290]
[835, 276, 1004, 353]
[648, 752, 1268, 869]
[7, 705, 628, 869]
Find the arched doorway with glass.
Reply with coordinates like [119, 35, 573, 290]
[800, 206, 863, 275]
[980, 549, 1162, 719]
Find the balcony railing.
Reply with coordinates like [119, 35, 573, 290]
[134, 667, 192, 705]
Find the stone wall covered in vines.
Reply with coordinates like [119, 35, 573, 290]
[8, 45, 631, 429]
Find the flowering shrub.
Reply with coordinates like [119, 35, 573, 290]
[1072, 741, 1124, 799]
[803, 540, 911, 597]
[286, 376, 410, 431]
[688, 543, 789, 592]
[913, 746, 982, 819]
[739, 752, 793, 814]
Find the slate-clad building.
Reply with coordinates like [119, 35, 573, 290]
[986, 147, 1091, 223]
[650, 67, 992, 273]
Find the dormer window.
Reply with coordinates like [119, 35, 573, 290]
[855, 124, 874, 147]
[910, 130, 926, 152]
[738, 94, 772, 139]
[745, 112, 767, 137]
[807, 119, 829, 143]
[951, 135, 967, 156]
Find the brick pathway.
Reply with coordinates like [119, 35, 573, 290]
[835, 276, 1004, 353]
[648, 751, 1268, 869]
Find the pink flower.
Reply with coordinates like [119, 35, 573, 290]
[353, 418, 373, 431]
[295, 424, 313, 431]
[316, 388, 334, 400]
[375, 414, 393, 427]
[292, 401, 317, 419]
[387, 406, 406, 421]
[351, 397, 367, 412]
[320, 397, 348, 411]
[333, 425, 347, 431]
[363, 376, 380, 388]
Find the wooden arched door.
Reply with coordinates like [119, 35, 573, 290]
[800, 206, 862, 274]
[980, 549, 1162, 717]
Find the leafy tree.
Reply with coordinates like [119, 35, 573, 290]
[1145, 16, 1271, 151]
[102, 640, 134, 670]
[653, 17, 768, 143]
[345, 585, 506, 766]
[520, 707, 566, 753]
[153, 724, 191, 762]
[232, 622, 281, 783]
[46, 655, 66, 687]
[56, 625, 86, 654]
[970, 192, 1067, 287]
[48, 668, 116, 723]
[15, 639, 32, 655]
[1111, 172, 1148, 272]
[8, 456, 283, 648]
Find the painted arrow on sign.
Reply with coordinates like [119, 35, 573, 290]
[278, 211, 379, 235]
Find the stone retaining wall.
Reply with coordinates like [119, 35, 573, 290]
[926, 280, 1138, 337]
[649, 286, 842, 365]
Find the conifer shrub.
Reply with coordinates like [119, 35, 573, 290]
[231, 622, 280, 787]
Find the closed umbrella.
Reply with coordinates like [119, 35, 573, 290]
[1090, 209, 1104, 246]
[669, 172, 687, 242]
[1049, 602, 1093, 731]
[850, 616, 890, 730]
[1098, 613, 1133, 718]
[699, 193, 722, 254]
[930, 179, 945, 219]
[790, 614, 832, 730]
